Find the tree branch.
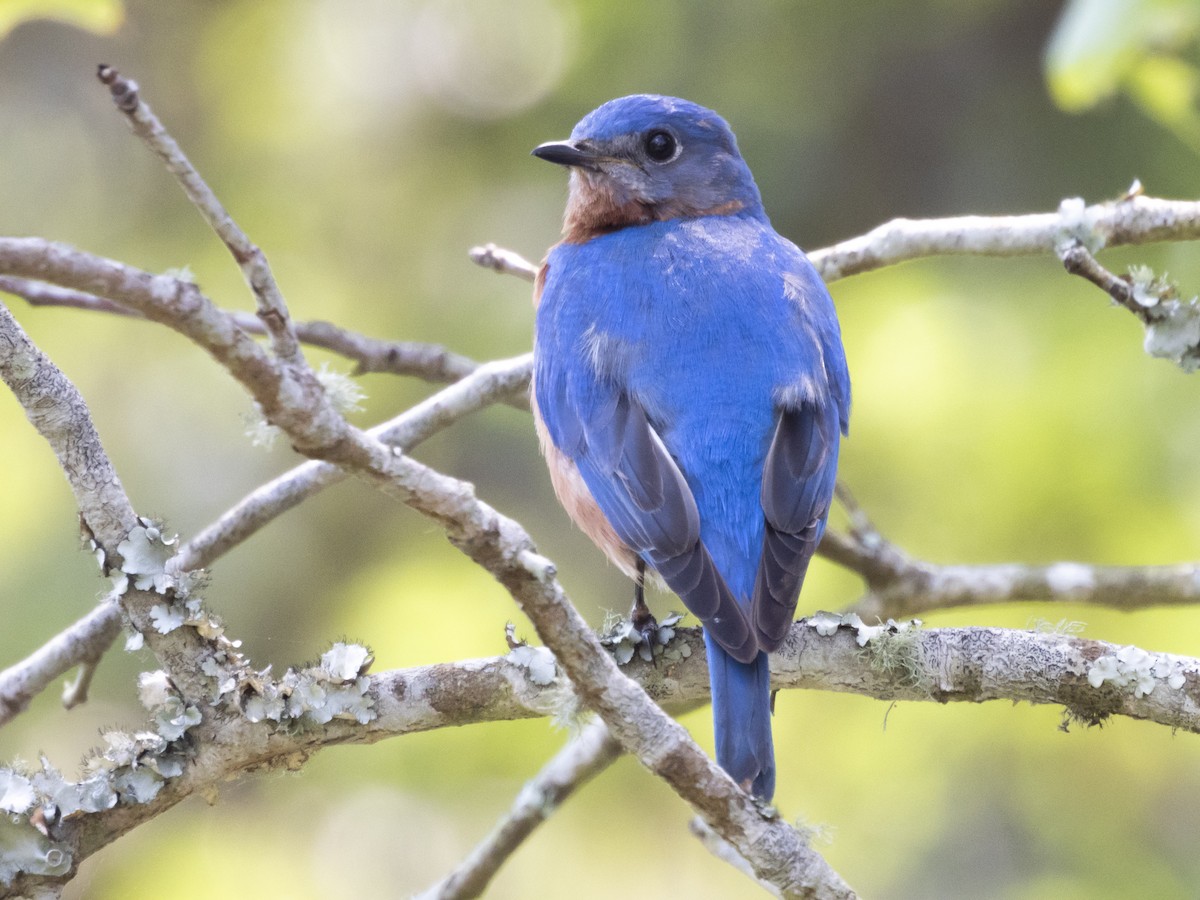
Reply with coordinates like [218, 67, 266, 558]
[4, 66, 1199, 894]
[418, 718, 622, 899]
[807, 194, 1200, 280]
[0, 273, 494, 385]
[0, 596, 122, 727]
[179, 354, 531, 570]
[0, 298, 234, 699]
[97, 65, 303, 365]
[819, 505, 1200, 620]
[8, 615, 1200, 895]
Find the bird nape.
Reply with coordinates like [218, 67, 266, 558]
[530, 94, 850, 801]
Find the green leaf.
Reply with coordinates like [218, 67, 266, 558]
[1045, 0, 1199, 111]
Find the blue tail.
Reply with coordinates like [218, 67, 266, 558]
[704, 630, 775, 800]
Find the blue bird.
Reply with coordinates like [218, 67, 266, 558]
[530, 95, 849, 800]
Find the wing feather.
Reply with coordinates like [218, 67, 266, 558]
[538, 372, 757, 663]
[751, 403, 840, 651]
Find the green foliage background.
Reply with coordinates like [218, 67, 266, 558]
[1, 0, 1199, 896]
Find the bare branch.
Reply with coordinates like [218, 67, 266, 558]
[819, 520, 1200, 620]
[418, 718, 622, 900]
[1, 275, 495, 386]
[469, 243, 539, 282]
[0, 597, 122, 727]
[0, 276, 137, 317]
[279, 319, 484, 380]
[807, 195, 1200, 281]
[472, 196, 1200, 370]
[0, 238, 346, 456]
[180, 354, 531, 570]
[96, 65, 303, 365]
[471, 196, 1200, 288]
[1057, 240, 1142, 315]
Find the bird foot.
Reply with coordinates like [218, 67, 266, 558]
[599, 606, 686, 666]
[629, 598, 660, 647]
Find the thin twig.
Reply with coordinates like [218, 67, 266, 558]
[418, 718, 622, 899]
[807, 194, 1200, 281]
[1057, 240, 1141, 316]
[1, 274, 495, 386]
[469, 243, 539, 282]
[0, 597, 122, 727]
[97, 65, 303, 365]
[180, 354, 531, 570]
[818, 519, 1200, 620]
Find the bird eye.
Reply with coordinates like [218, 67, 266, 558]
[644, 130, 678, 163]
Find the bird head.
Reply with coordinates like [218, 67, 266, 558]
[533, 95, 764, 242]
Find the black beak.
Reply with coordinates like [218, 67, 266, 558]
[531, 140, 602, 169]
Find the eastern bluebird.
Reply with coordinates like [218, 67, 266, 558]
[530, 95, 849, 800]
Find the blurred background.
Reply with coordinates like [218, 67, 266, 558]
[2, 0, 1200, 896]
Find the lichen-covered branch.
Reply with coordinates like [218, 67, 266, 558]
[0, 301, 135, 550]
[417, 718, 622, 900]
[0, 300, 230, 698]
[7, 616, 1199, 894]
[1056, 238, 1200, 371]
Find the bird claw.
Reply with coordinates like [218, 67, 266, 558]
[630, 599, 661, 648]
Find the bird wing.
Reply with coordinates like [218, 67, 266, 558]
[751, 401, 841, 651]
[749, 254, 848, 652]
[536, 366, 758, 663]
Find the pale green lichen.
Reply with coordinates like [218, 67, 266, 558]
[237, 642, 377, 726]
[243, 406, 283, 450]
[1055, 197, 1106, 254]
[864, 627, 933, 693]
[807, 611, 923, 647]
[598, 611, 688, 665]
[0, 816, 71, 884]
[1143, 299, 1200, 372]
[160, 264, 194, 283]
[1087, 644, 1190, 698]
[0, 769, 35, 813]
[1123, 265, 1200, 372]
[243, 364, 365, 450]
[315, 363, 366, 415]
[116, 519, 179, 594]
[1128, 264, 1176, 309]
[0, 717, 194, 886]
[507, 643, 558, 685]
[807, 611, 931, 690]
[148, 603, 186, 634]
[135, 671, 204, 746]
